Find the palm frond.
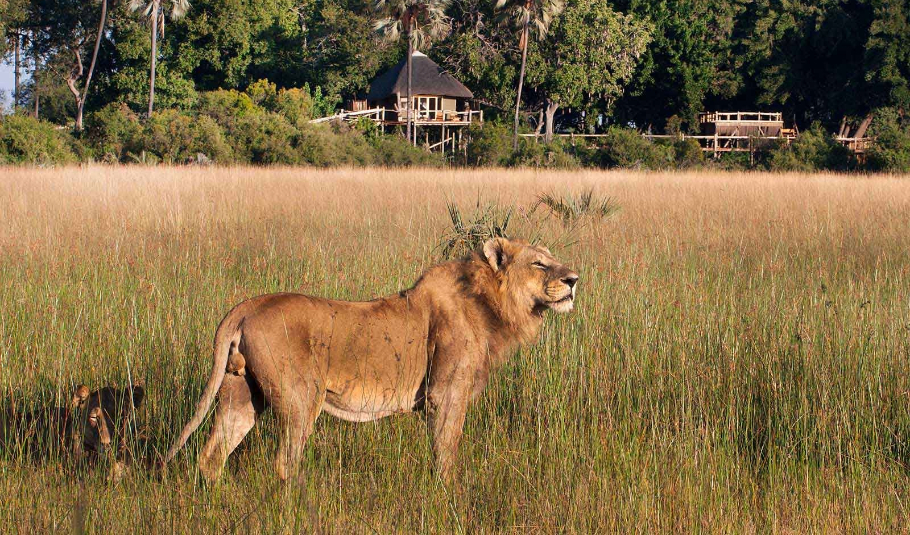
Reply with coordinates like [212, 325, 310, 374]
[170, 0, 190, 19]
[374, 17, 403, 42]
[495, 0, 564, 39]
[374, 0, 451, 45]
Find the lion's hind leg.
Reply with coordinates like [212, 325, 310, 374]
[198, 374, 264, 482]
[271, 381, 325, 483]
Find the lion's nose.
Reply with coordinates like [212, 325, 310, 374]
[562, 274, 579, 289]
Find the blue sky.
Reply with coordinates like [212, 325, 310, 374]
[0, 60, 22, 108]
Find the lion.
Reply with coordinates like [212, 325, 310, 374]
[1, 384, 144, 465]
[162, 238, 578, 482]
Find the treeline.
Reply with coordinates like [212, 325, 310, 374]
[1, 0, 909, 170]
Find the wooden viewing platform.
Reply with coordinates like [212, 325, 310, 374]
[519, 111, 871, 159]
[699, 111, 784, 137]
[519, 132, 873, 158]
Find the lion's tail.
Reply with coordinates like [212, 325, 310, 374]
[161, 310, 243, 466]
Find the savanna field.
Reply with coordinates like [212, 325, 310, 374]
[1, 166, 910, 533]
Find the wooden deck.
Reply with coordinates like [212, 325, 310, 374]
[699, 111, 784, 137]
[311, 108, 483, 127]
[519, 132, 873, 156]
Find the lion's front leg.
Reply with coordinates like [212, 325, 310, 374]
[426, 379, 472, 481]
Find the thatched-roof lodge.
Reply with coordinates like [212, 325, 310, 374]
[346, 51, 482, 127]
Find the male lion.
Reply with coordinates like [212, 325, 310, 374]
[162, 238, 578, 481]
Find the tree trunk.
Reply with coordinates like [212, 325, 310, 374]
[854, 113, 874, 139]
[837, 116, 848, 138]
[33, 49, 40, 118]
[407, 21, 414, 146]
[513, 21, 529, 150]
[66, 49, 86, 130]
[77, 0, 108, 132]
[13, 30, 21, 109]
[148, 1, 159, 117]
[544, 99, 558, 143]
[534, 108, 544, 136]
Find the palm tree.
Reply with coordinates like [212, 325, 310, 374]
[374, 0, 451, 146]
[495, 0, 564, 149]
[129, 0, 190, 116]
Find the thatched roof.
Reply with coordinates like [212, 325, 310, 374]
[367, 51, 474, 101]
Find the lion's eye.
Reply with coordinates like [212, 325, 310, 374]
[532, 261, 547, 270]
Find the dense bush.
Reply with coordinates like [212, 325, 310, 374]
[0, 114, 77, 165]
[465, 122, 514, 166]
[197, 89, 259, 126]
[143, 110, 234, 163]
[866, 110, 910, 173]
[508, 138, 579, 168]
[76, 85, 442, 166]
[597, 127, 674, 169]
[370, 134, 445, 167]
[767, 124, 855, 172]
[84, 103, 144, 162]
[464, 121, 578, 168]
[230, 112, 298, 164]
[274, 88, 315, 125]
[7, 95, 908, 171]
[297, 123, 375, 166]
[671, 137, 705, 168]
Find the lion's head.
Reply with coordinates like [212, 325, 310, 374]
[71, 384, 144, 454]
[479, 238, 579, 321]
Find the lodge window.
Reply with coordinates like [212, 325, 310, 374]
[415, 96, 440, 120]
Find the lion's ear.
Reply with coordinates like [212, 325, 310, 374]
[483, 238, 510, 272]
[71, 384, 91, 410]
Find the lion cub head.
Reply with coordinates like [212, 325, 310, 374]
[71, 384, 145, 455]
[481, 237, 579, 317]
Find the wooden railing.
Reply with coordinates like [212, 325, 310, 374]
[402, 109, 483, 124]
[699, 112, 783, 123]
[311, 108, 483, 125]
[309, 107, 385, 124]
[519, 132, 873, 155]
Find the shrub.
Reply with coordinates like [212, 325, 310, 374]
[197, 89, 260, 127]
[305, 84, 340, 119]
[84, 103, 144, 163]
[322, 123, 377, 166]
[465, 122, 513, 166]
[767, 124, 854, 172]
[231, 112, 299, 165]
[246, 79, 278, 110]
[866, 111, 910, 173]
[142, 110, 233, 163]
[672, 137, 705, 169]
[709, 151, 753, 171]
[370, 135, 445, 167]
[597, 127, 674, 169]
[508, 138, 579, 169]
[275, 88, 315, 125]
[463, 122, 577, 168]
[0, 114, 77, 165]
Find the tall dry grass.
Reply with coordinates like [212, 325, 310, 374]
[1, 166, 909, 532]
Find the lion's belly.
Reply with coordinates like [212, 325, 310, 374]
[322, 386, 419, 422]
